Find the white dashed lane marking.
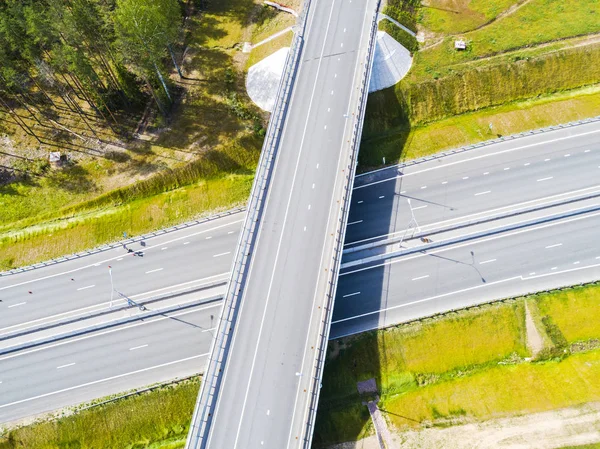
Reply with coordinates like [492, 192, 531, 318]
[412, 275, 430, 281]
[8, 302, 26, 308]
[342, 292, 360, 298]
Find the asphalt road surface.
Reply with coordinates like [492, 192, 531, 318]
[2, 208, 599, 424]
[3, 122, 599, 333]
[198, 0, 379, 447]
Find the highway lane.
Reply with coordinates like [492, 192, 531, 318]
[2, 209, 599, 425]
[0, 212, 242, 334]
[197, 0, 379, 447]
[2, 122, 599, 333]
[0, 303, 216, 424]
[333, 209, 600, 338]
[345, 121, 600, 245]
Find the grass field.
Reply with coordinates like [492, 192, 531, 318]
[314, 282, 600, 446]
[384, 348, 600, 429]
[0, 174, 252, 269]
[0, 0, 268, 270]
[412, 0, 600, 81]
[360, 83, 600, 168]
[358, 0, 600, 168]
[0, 379, 201, 449]
[420, 0, 518, 35]
[535, 284, 600, 344]
[314, 301, 527, 445]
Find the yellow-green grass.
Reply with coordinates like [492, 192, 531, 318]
[250, 4, 297, 45]
[320, 301, 527, 404]
[359, 83, 600, 169]
[196, 0, 256, 48]
[0, 379, 201, 449]
[535, 284, 600, 344]
[413, 0, 600, 81]
[246, 32, 294, 69]
[1, 0, 267, 269]
[384, 348, 600, 429]
[420, 0, 518, 35]
[0, 174, 252, 270]
[560, 444, 600, 449]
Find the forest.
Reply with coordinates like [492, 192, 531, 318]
[0, 0, 184, 164]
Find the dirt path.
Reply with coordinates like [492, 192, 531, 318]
[525, 301, 544, 357]
[327, 403, 600, 449]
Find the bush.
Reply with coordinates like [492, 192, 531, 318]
[380, 20, 419, 54]
[399, 42, 600, 125]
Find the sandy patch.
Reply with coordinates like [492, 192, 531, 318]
[327, 403, 600, 449]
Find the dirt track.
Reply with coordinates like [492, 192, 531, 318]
[328, 402, 600, 449]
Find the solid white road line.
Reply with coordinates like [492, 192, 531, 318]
[0, 354, 208, 409]
[545, 243, 563, 249]
[145, 268, 163, 274]
[212, 252, 231, 258]
[475, 191, 491, 196]
[8, 302, 26, 308]
[56, 363, 76, 370]
[480, 259, 496, 264]
[412, 205, 427, 211]
[537, 177, 553, 182]
[77, 285, 95, 291]
[342, 292, 361, 298]
[129, 344, 149, 351]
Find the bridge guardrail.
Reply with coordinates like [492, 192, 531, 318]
[301, 2, 381, 447]
[184, 2, 312, 447]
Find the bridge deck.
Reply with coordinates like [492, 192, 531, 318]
[189, 0, 379, 447]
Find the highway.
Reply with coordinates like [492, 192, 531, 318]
[3, 122, 599, 333]
[190, 0, 380, 447]
[2, 207, 599, 424]
[0, 118, 599, 426]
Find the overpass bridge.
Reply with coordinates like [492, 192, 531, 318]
[185, 0, 380, 447]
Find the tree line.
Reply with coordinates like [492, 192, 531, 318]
[0, 0, 184, 144]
